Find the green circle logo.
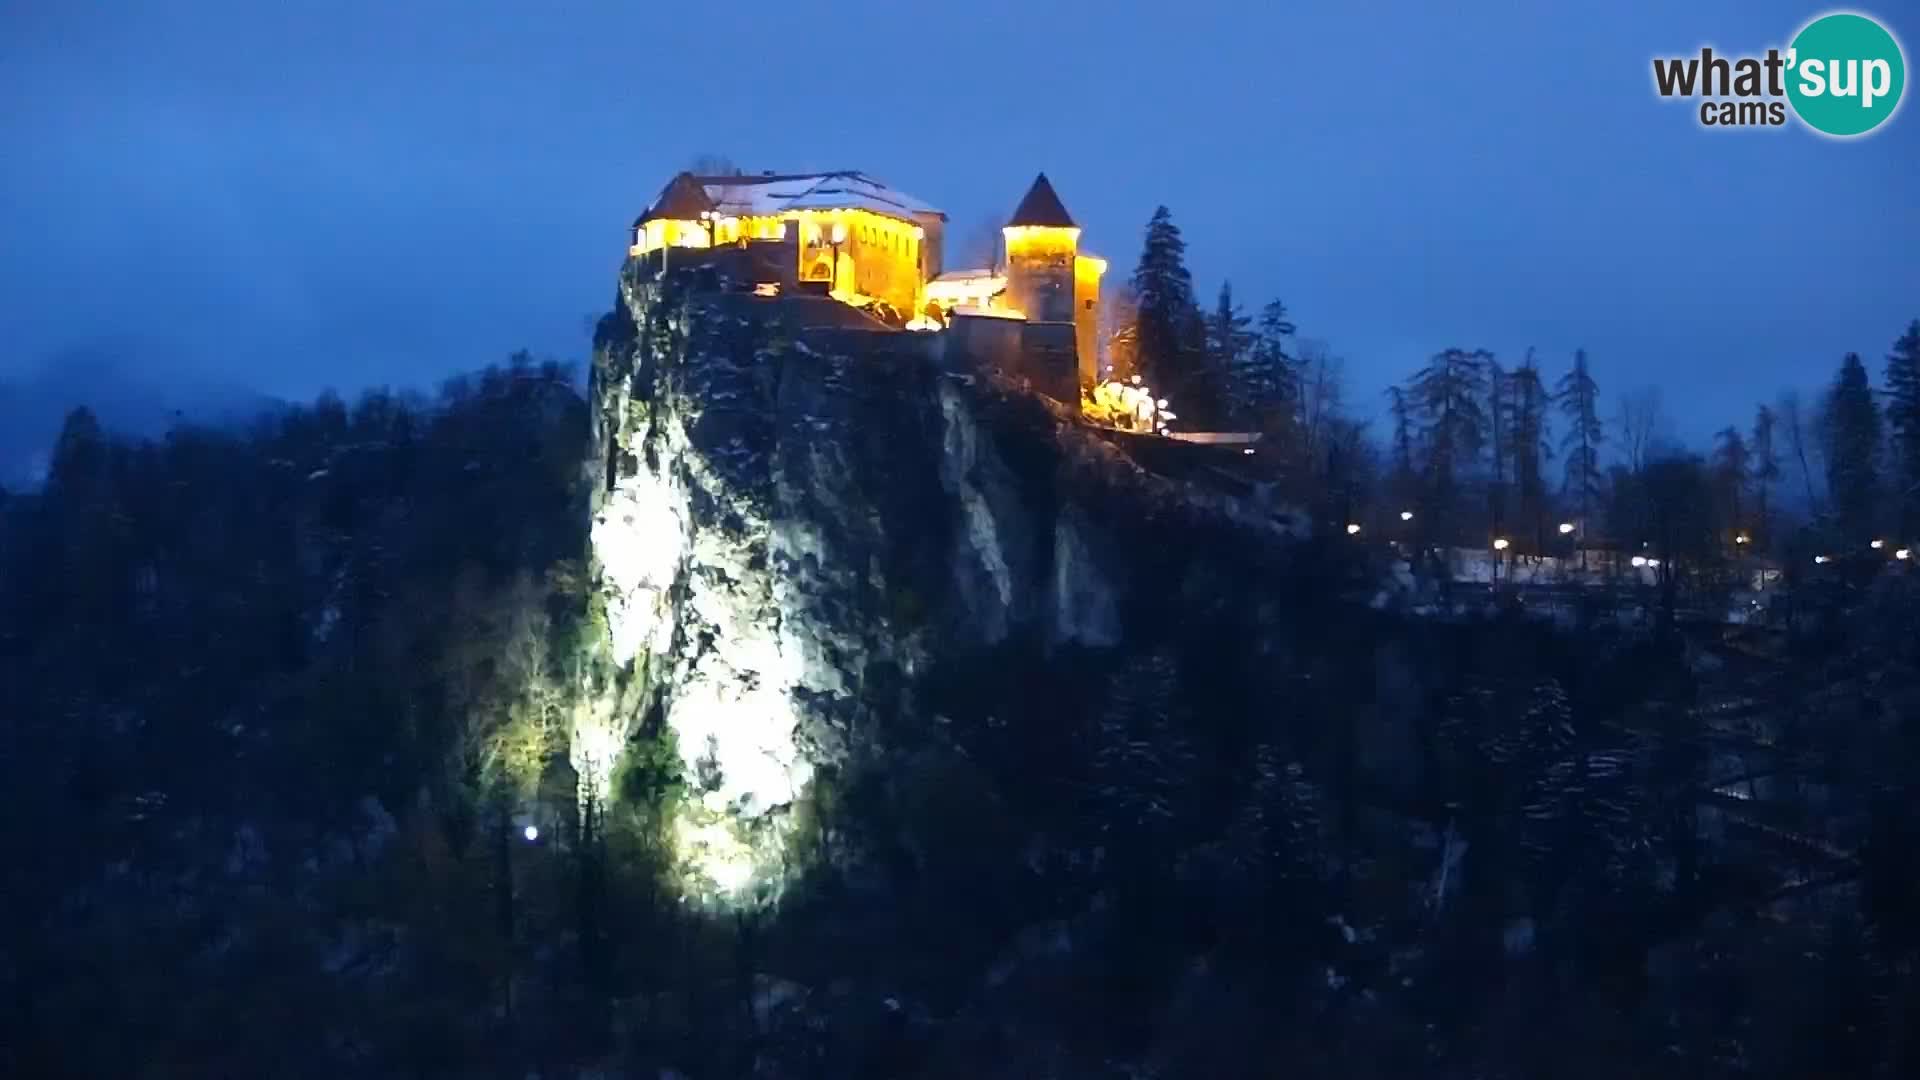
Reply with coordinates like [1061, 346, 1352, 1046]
[1786, 12, 1906, 137]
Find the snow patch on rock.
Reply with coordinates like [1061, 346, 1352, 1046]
[938, 382, 1013, 642]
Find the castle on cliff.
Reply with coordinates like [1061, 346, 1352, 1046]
[629, 170, 1110, 403]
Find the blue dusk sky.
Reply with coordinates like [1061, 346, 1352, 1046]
[2, 0, 1915, 447]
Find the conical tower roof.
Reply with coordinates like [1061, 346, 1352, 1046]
[1006, 173, 1077, 229]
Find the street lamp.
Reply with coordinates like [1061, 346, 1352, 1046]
[1557, 522, 1575, 535]
[523, 824, 539, 842]
[1400, 510, 1414, 522]
[1898, 548, 1912, 561]
[1631, 555, 1647, 568]
[1734, 533, 1750, 545]
[1870, 539, 1886, 550]
[1346, 523, 1362, 536]
[1492, 537, 1510, 551]
[1814, 555, 1831, 565]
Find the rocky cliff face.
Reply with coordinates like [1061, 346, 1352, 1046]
[584, 266, 1303, 900]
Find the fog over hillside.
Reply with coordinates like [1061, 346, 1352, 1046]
[0, 343, 284, 489]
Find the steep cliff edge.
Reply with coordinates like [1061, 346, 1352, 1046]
[584, 266, 1310, 899]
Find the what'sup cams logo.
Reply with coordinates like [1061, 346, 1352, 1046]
[1653, 10, 1906, 137]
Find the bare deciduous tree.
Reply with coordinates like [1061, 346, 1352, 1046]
[957, 219, 1004, 272]
[687, 155, 751, 235]
[688, 153, 742, 176]
[1615, 386, 1667, 475]
[1101, 282, 1140, 384]
[1776, 390, 1822, 514]
[1296, 339, 1346, 467]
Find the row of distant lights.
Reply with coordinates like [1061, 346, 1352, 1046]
[1814, 539, 1912, 565]
[1340, 516, 1915, 566]
[1733, 532, 1914, 564]
[1344, 513, 1579, 547]
[1343, 509, 1425, 535]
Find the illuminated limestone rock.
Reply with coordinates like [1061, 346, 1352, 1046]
[590, 279, 894, 899]
[586, 263, 1301, 903]
[938, 384, 1016, 643]
[591, 465, 685, 670]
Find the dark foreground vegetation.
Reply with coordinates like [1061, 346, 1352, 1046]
[2, 338, 1919, 1077]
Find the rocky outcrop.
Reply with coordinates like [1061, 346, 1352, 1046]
[585, 264, 1301, 899]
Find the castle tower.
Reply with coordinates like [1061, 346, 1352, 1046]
[1003, 174, 1104, 392]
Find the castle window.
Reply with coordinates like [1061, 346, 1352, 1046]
[1085, 299, 1095, 310]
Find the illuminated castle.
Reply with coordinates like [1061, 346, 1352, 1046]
[629, 170, 1108, 394]
[631, 170, 944, 322]
[924, 174, 1107, 393]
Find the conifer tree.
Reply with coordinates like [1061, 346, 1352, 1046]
[1885, 319, 1920, 537]
[1130, 207, 1222, 426]
[1505, 352, 1554, 548]
[1487, 357, 1510, 533]
[1230, 297, 1298, 428]
[1822, 352, 1882, 539]
[1205, 282, 1255, 420]
[1556, 349, 1605, 531]
[1252, 300, 1297, 385]
[46, 405, 108, 498]
[1750, 404, 1781, 546]
[1401, 347, 1491, 541]
[1085, 652, 1195, 884]
[44, 406, 125, 623]
[1385, 385, 1417, 509]
[1523, 738, 1640, 897]
[1712, 426, 1751, 535]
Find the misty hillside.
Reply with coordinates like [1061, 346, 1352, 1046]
[0, 345, 286, 490]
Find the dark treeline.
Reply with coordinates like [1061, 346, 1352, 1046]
[0, 354, 643, 1072]
[1116, 205, 1920, 569]
[2, 267, 1919, 1074]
